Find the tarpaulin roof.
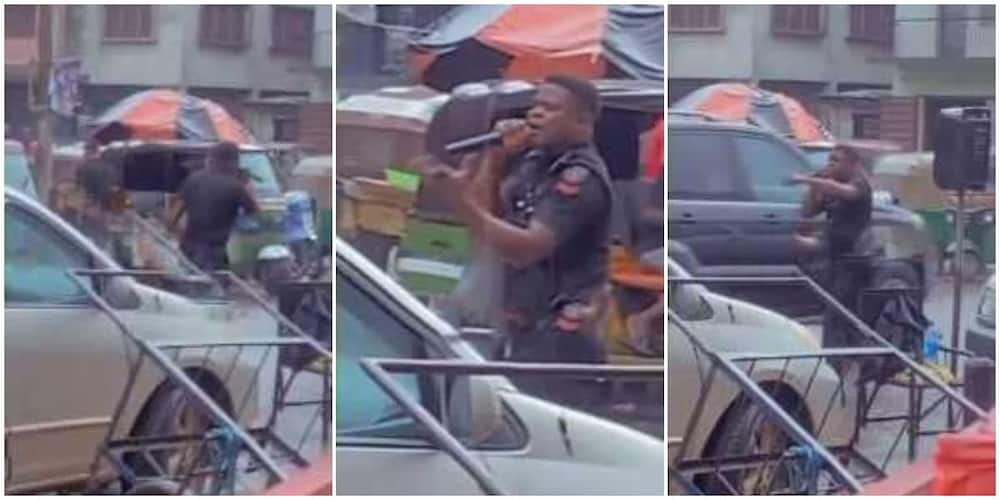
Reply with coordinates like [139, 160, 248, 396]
[409, 5, 663, 90]
[90, 89, 256, 145]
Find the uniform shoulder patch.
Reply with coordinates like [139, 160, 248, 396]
[553, 166, 591, 197]
[560, 165, 591, 185]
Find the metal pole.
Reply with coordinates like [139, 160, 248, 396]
[34, 5, 55, 205]
[949, 186, 966, 429]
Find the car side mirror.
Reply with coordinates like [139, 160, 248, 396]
[104, 276, 141, 310]
[447, 375, 505, 446]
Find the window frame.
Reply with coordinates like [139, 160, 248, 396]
[772, 5, 826, 38]
[5, 5, 37, 38]
[335, 259, 528, 451]
[667, 129, 750, 201]
[270, 6, 314, 57]
[847, 5, 894, 46]
[102, 5, 155, 43]
[732, 132, 812, 204]
[4, 202, 95, 308]
[668, 5, 725, 34]
[199, 5, 251, 50]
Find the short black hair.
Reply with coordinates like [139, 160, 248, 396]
[544, 74, 601, 123]
[833, 143, 862, 166]
[210, 141, 240, 169]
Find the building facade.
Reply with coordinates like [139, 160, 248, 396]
[880, 4, 995, 151]
[5, 5, 332, 148]
[668, 4, 896, 127]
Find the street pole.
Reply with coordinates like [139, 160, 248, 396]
[34, 5, 54, 205]
[948, 185, 965, 429]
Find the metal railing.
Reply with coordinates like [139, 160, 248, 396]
[356, 358, 665, 495]
[667, 274, 987, 495]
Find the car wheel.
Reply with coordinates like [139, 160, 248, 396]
[699, 392, 811, 495]
[127, 379, 229, 493]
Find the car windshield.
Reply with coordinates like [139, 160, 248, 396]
[5, 152, 38, 199]
[239, 151, 282, 198]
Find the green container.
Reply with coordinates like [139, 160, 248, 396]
[386, 167, 422, 193]
[916, 209, 953, 253]
[395, 216, 472, 297]
[400, 217, 472, 262]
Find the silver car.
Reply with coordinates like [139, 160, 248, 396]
[965, 274, 995, 359]
[4, 187, 277, 493]
[336, 239, 664, 495]
[667, 257, 854, 493]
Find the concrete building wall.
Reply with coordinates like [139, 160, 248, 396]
[752, 5, 893, 86]
[77, 5, 330, 98]
[668, 5, 893, 88]
[78, 5, 185, 87]
[667, 5, 755, 81]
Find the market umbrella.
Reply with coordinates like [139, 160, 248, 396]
[409, 5, 663, 91]
[673, 82, 830, 143]
[90, 89, 256, 145]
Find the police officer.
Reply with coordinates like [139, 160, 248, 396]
[793, 144, 875, 361]
[424, 75, 613, 370]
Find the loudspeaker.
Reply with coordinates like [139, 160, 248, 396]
[933, 107, 992, 191]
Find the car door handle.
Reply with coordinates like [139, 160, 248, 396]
[678, 213, 695, 224]
[763, 213, 780, 223]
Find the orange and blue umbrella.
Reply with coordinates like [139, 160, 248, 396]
[673, 82, 831, 143]
[91, 89, 256, 145]
[409, 5, 663, 91]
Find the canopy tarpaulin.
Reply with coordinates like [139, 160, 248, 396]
[673, 82, 831, 143]
[90, 89, 256, 145]
[409, 5, 663, 91]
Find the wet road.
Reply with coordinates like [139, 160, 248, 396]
[805, 272, 992, 478]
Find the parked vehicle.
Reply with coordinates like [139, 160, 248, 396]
[965, 274, 996, 359]
[4, 186, 277, 493]
[667, 112, 937, 317]
[97, 140, 287, 275]
[5, 140, 38, 199]
[666, 254, 854, 494]
[336, 239, 664, 495]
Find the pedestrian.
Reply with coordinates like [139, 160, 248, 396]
[792, 144, 877, 361]
[169, 141, 258, 272]
[420, 75, 614, 398]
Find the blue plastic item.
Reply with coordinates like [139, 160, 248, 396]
[923, 323, 942, 362]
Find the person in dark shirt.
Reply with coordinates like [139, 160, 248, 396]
[169, 142, 258, 271]
[420, 75, 614, 377]
[793, 143, 875, 353]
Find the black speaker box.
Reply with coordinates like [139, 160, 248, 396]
[932, 106, 992, 191]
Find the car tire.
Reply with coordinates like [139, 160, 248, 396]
[126, 379, 230, 492]
[699, 390, 811, 495]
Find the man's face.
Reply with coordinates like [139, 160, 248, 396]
[526, 84, 579, 147]
[826, 149, 853, 178]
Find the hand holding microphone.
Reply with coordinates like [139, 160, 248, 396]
[443, 119, 533, 157]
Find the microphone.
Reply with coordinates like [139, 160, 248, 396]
[444, 132, 502, 155]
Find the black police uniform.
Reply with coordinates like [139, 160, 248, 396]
[820, 173, 875, 358]
[498, 143, 614, 366]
